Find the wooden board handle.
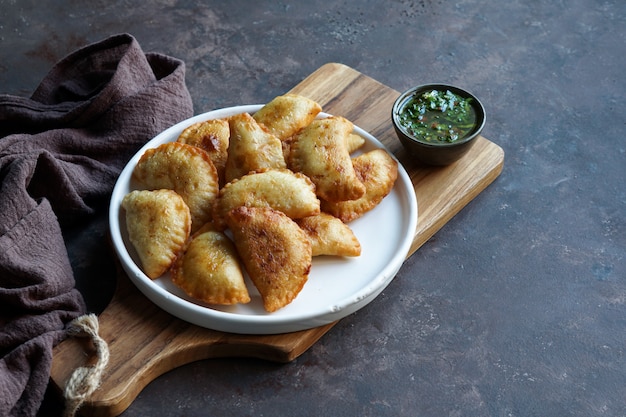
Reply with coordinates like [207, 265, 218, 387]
[51, 268, 335, 416]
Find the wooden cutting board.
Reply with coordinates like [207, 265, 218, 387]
[50, 63, 504, 417]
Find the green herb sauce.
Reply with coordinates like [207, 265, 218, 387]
[398, 89, 477, 143]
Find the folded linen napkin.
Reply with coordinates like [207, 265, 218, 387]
[0, 33, 193, 417]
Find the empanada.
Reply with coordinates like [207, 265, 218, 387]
[176, 118, 230, 187]
[296, 213, 361, 257]
[346, 133, 366, 154]
[224, 112, 286, 183]
[253, 94, 322, 140]
[321, 149, 398, 223]
[212, 169, 320, 230]
[226, 206, 312, 313]
[171, 225, 250, 305]
[288, 116, 365, 202]
[132, 142, 219, 232]
[122, 189, 191, 279]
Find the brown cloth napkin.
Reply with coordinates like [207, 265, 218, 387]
[0, 33, 193, 416]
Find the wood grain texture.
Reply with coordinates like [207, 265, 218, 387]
[50, 63, 503, 417]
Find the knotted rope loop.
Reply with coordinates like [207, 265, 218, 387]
[62, 314, 110, 417]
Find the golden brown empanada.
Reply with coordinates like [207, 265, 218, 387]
[279, 135, 295, 163]
[321, 149, 398, 223]
[296, 213, 361, 257]
[226, 206, 312, 313]
[122, 189, 191, 279]
[132, 142, 219, 232]
[212, 169, 320, 230]
[176, 118, 230, 187]
[288, 116, 365, 203]
[346, 132, 366, 154]
[171, 225, 250, 305]
[224, 112, 286, 183]
[253, 94, 322, 141]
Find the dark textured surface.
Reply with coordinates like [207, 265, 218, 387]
[2, 0, 625, 416]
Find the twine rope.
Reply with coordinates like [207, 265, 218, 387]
[62, 314, 110, 417]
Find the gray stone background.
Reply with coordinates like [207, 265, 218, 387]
[1, 0, 624, 416]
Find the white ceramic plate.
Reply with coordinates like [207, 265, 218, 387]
[109, 105, 418, 334]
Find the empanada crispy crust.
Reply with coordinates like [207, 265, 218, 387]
[288, 116, 365, 203]
[253, 94, 322, 141]
[212, 169, 320, 230]
[346, 132, 366, 154]
[224, 112, 286, 183]
[122, 189, 191, 279]
[171, 227, 250, 305]
[176, 118, 230, 187]
[132, 142, 219, 232]
[321, 149, 398, 223]
[296, 213, 361, 257]
[226, 206, 312, 313]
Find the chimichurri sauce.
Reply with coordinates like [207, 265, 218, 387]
[398, 89, 476, 143]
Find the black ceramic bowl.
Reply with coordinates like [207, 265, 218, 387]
[392, 84, 486, 166]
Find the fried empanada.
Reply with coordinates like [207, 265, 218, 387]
[132, 142, 219, 232]
[122, 189, 191, 279]
[176, 118, 230, 187]
[171, 226, 250, 305]
[288, 116, 365, 203]
[224, 112, 286, 183]
[279, 135, 295, 163]
[253, 94, 322, 141]
[212, 169, 320, 230]
[296, 213, 361, 257]
[321, 149, 398, 223]
[346, 132, 366, 154]
[226, 206, 312, 313]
